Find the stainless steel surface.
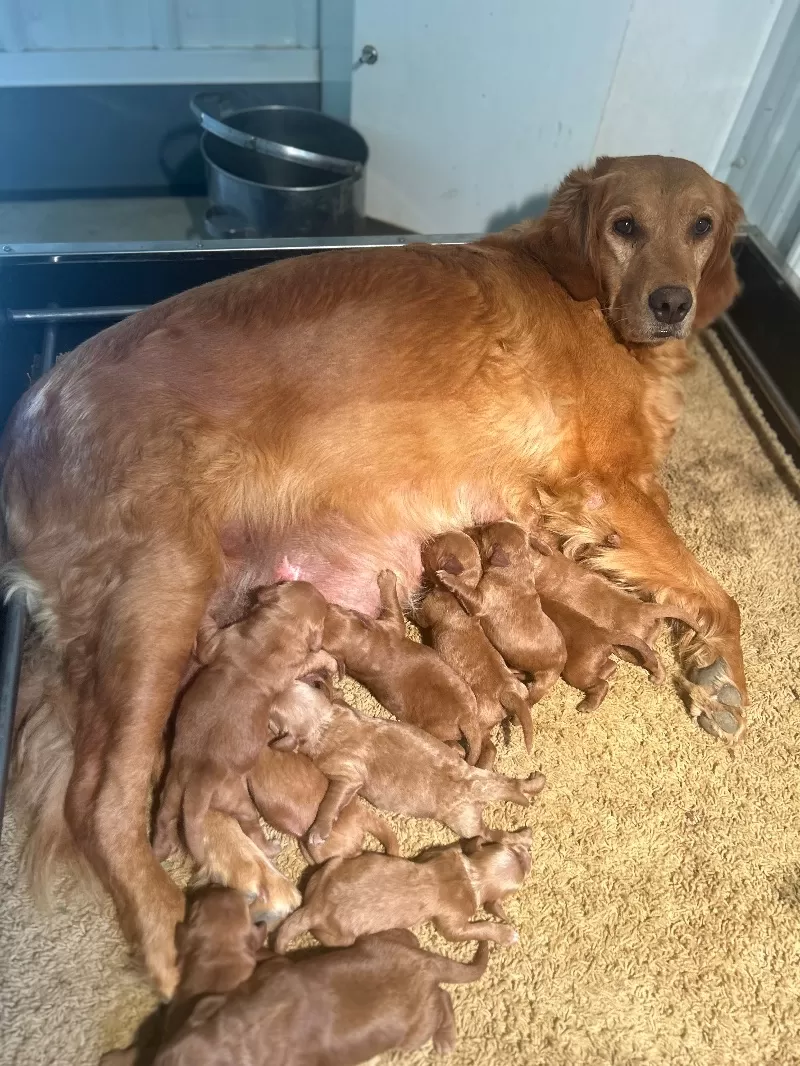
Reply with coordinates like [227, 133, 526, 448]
[8, 305, 147, 323]
[198, 103, 369, 239]
[0, 234, 476, 260]
[192, 96, 364, 178]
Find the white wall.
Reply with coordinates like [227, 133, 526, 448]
[593, 0, 784, 176]
[352, 0, 787, 233]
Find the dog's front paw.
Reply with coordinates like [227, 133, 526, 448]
[685, 657, 747, 743]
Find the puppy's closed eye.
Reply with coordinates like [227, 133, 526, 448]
[487, 546, 510, 567]
[440, 555, 464, 575]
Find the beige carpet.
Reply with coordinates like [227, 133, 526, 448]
[2, 334, 800, 1066]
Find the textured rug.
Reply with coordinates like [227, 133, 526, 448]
[2, 333, 799, 1066]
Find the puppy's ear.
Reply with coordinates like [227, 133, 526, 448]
[440, 554, 464, 575]
[532, 162, 608, 301]
[270, 731, 298, 752]
[488, 545, 510, 567]
[695, 182, 743, 328]
[528, 532, 553, 556]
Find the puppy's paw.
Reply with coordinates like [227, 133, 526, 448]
[306, 827, 329, 848]
[496, 926, 519, 947]
[521, 771, 547, 801]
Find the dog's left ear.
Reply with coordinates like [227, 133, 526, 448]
[694, 182, 744, 328]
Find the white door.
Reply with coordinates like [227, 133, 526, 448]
[350, 0, 632, 234]
[350, 0, 786, 235]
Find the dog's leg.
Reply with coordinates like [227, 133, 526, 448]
[376, 569, 407, 634]
[435, 572, 484, 616]
[434, 914, 517, 946]
[431, 990, 458, 1053]
[65, 549, 213, 997]
[592, 479, 747, 742]
[307, 778, 362, 846]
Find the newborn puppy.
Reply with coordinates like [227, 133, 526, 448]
[112, 931, 488, 1065]
[248, 691, 400, 864]
[542, 597, 664, 711]
[275, 831, 531, 952]
[323, 569, 483, 763]
[527, 536, 699, 646]
[435, 521, 567, 703]
[417, 588, 533, 769]
[100, 886, 266, 1065]
[267, 683, 546, 845]
[154, 581, 335, 866]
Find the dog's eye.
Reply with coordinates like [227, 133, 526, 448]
[694, 216, 712, 236]
[612, 218, 636, 237]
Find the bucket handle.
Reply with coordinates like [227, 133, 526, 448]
[191, 93, 363, 178]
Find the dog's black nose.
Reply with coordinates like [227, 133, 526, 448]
[648, 285, 693, 324]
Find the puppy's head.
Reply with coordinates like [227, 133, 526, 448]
[532, 154, 742, 344]
[252, 580, 328, 648]
[471, 521, 530, 571]
[268, 678, 333, 751]
[462, 832, 532, 896]
[175, 886, 266, 991]
[422, 531, 483, 588]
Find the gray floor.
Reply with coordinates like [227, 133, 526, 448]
[0, 197, 411, 245]
[0, 196, 208, 243]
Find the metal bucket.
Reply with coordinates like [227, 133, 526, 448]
[193, 96, 368, 239]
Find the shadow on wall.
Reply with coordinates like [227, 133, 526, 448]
[486, 191, 550, 233]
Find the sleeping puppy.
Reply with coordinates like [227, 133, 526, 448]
[108, 930, 488, 1065]
[434, 522, 567, 703]
[274, 832, 532, 952]
[266, 682, 546, 845]
[153, 581, 336, 866]
[323, 569, 483, 763]
[541, 597, 664, 711]
[100, 886, 266, 1064]
[247, 697, 399, 864]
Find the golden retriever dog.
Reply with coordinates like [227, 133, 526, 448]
[2, 154, 746, 993]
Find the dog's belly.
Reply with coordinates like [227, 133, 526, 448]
[212, 495, 510, 619]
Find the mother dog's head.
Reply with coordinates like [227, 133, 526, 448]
[533, 155, 743, 344]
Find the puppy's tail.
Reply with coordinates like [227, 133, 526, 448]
[273, 905, 312, 954]
[499, 690, 534, 752]
[434, 940, 489, 984]
[363, 808, 400, 856]
[607, 631, 664, 683]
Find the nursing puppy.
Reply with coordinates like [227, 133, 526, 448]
[274, 832, 531, 953]
[541, 597, 664, 711]
[247, 693, 399, 864]
[100, 886, 266, 1065]
[435, 522, 567, 703]
[267, 683, 546, 845]
[110, 931, 488, 1064]
[153, 581, 335, 865]
[323, 569, 483, 762]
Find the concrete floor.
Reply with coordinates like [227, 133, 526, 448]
[0, 196, 208, 243]
[0, 197, 410, 245]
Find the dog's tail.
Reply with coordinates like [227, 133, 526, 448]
[499, 689, 534, 752]
[434, 940, 490, 984]
[607, 630, 664, 683]
[273, 904, 312, 954]
[363, 808, 400, 856]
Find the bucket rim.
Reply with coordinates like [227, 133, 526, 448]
[201, 130, 365, 194]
